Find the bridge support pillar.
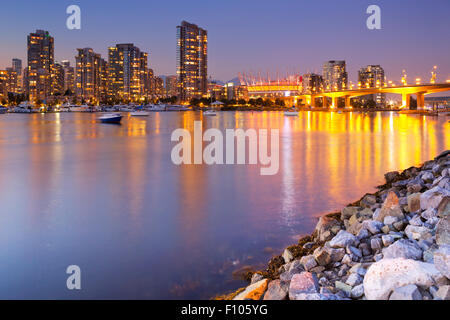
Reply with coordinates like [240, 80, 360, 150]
[417, 93, 425, 110]
[402, 93, 411, 109]
[310, 96, 315, 108]
[331, 96, 338, 108]
[322, 96, 327, 108]
[345, 96, 351, 108]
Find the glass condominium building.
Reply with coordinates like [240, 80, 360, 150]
[176, 21, 208, 102]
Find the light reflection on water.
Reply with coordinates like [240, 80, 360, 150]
[0, 111, 448, 299]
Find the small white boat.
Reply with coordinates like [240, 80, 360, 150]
[98, 113, 122, 124]
[146, 104, 167, 112]
[14, 101, 33, 113]
[167, 105, 189, 111]
[131, 111, 150, 117]
[203, 110, 217, 116]
[284, 111, 299, 116]
[70, 105, 89, 112]
[119, 106, 134, 112]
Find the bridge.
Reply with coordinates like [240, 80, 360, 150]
[246, 83, 450, 109]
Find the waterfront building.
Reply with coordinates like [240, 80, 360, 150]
[61, 60, 75, 95]
[322, 60, 348, 91]
[358, 65, 386, 107]
[75, 48, 108, 104]
[51, 62, 65, 96]
[12, 59, 22, 93]
[164, 75, 178, 97]
[0, 70, 7, 102]
[4, 68, 18, 95]
[224, 82, 248, 101]
[107, 43, 150, 102]
[176, 21, 208, 101]
[207, 80, 225, 101]
[302, 73, 324, 94]
[26, 30, 54, 103]
[152, 76, 165, 97]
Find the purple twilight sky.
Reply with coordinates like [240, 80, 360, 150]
[0, 0, 449, 85]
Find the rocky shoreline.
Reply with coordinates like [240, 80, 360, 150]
[222, 150, 450, 300]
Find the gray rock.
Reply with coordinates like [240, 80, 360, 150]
[361, 194, 377, 208]
[342, 254, 352, 265]
[382, 235, 394, 247]
[435, 285, 450, 300]
[289, 292, 337, 300]
[299, 254, 317, 271]
[346, 273, 362, 287]
[362, 220, 384, 235]
[288, 260, 305, 274]
[433, 244, 450, 279]
[303, 242, 315, 250]
[251, 273, 264, 284]
[421, 171, 435, 183]
[420, 187, 450, 210]
[382, 239, 423, 260]
[409, 214, 424, 226]
[351, 284, 364, 299]
[370, 238, 383, 252]
[407, 183, 423, 194]
[360, 208, 374, 219]
[289, 272, 319, 300]
[318, 277, 329, 286]
[426, 217, 439, 227]
[389, 284, 422, 300]
[314, 215, 342, 242]
[329, 230, 357, 248]
[359, 243, 371, 256]
[283, 248, 294, 263]
[349, 264, 367, 276]
[356, 228, 371, 240]
[422, 208, 438, 220]
[341, 206, 359, 220]
[375, 191, 405, 222]
[407, 193, 422, 213]
[280, 260, 305, 282]
[393, 220, 406, 231]
[385, 171, 400, 184]
[263, 279, 289, 300]
[405, 225, 433, 241]
[335, 281, 352, 295]
[347, 246, 362, 258]
[381, 225, 390, 234]
[384, 216, 399, 226]
[374, 253, 383, 261]
[437, 197, 450, 218]
[436, 216, 450, 245]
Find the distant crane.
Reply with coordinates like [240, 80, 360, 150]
[401, 70, 408, 85]
[430, 66, 437, 84]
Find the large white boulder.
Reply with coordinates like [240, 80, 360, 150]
[363, 258, 444, 300]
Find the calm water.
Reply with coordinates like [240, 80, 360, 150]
[0, 111, 448, 299]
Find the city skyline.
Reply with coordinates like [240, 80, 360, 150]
[0, 0, 449, 84]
